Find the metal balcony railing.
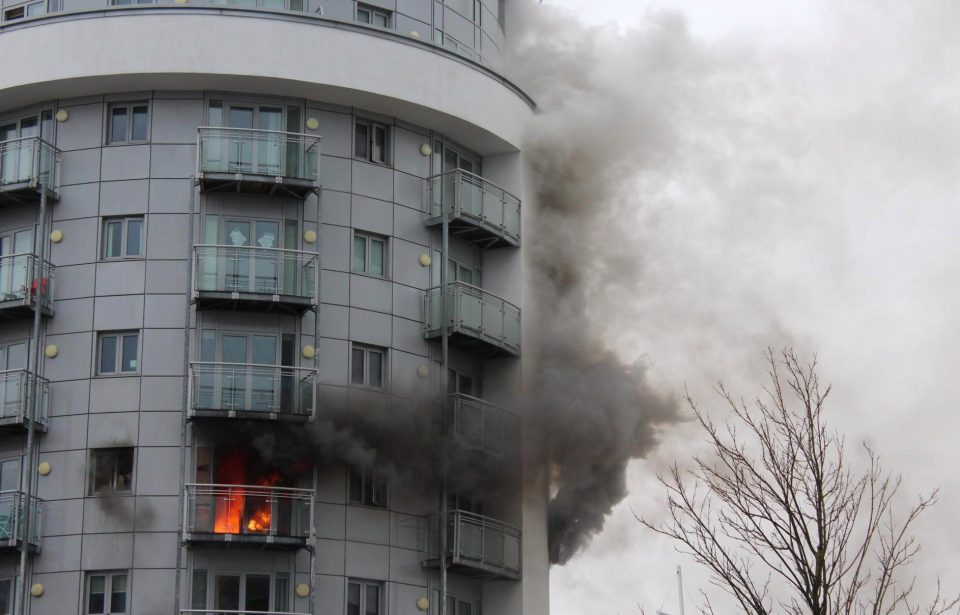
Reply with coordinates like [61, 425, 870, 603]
[424, 281, 521, 357]
[427, 510, 521, 579]
[0, 490, 42, 550]
[0, 370, 49, 430]
[426, 169, 520, 248]
[183, 483, 313, 545]
[189, 362, 315, 419]
[0, 253, 54, 316]
[197, 127, 320, 196]
[0, 137, 60, 202]
[193, 245, 317, 311]
[180, 611, 310, 615]
[446, 393, 519, 459]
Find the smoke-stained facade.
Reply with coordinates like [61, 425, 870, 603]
[0, 1, 545, 613]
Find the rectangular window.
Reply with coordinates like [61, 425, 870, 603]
[0, 578, 11, 615]
[347, 467, 387, 508]
[97, 331, 139, 374]
[102, 216, 144, 260]
[356, 3, 391, 27]
[350, 344, 385, 389]
[86, 571, 128, 615]
[352, 232, 386, 277]
[107, 103, 149, 144]
[354, 119, 389, 165]
[347, 579, 382, 615]
[89, 448, 134, 495]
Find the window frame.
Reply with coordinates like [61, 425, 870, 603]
[106, 102, 150, 145]
[353, 118, 390, 165]
[85, 570, 130, 615]
[352, 231, 388, 278]
[350, 344, 386, 390]
[347, 579, 383, 615]
[96, 331, 140, 376]
[88, 448, 135, 496]
[101, 216, 145, 261]
[356, 3, 392, 28]
[347, 467, 387, 508]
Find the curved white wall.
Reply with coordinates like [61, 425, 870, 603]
[0, 10, 533, 153]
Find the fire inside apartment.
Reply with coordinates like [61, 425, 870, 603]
[0, 0, 546, 613]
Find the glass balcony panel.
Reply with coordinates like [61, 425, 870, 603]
[441, 511, 520, 578]
[481, 299, 503, 340]
[483, 526, 505, 567]
[190, 363, 315, 419]
[0, 138, 61, 201]
[0, 491, 42, 548]
[425, 170, 520, 247]
[193, 245, 317, 309]
[458, 287, 483, 334]
[0, 370, 48, 427]
[458, 517, 483, 561]
[198, 128, 319, 183]
[424, 282, 520, 356]
[184, 484, 312, 543]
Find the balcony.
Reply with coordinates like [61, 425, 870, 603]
[423, 282, 520, 357]
[425, 170, 520, 248]
[0, 491, 42, 553]
[193, 245, 317, 314]
[196, 127, 320, 198]
[183, 483, 313, 549]
[181, 611, 309, 615]
[446, 393, 519, 460]
[424, 510, 521, 580]
[0, 254, 54, 318]
[188, 363, 315, 422]
[0, 137, 60, 204]
[0, 370, 49, 433]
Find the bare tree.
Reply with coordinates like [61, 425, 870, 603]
[640, 349, 958, 615]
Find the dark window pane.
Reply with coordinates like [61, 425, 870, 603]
[121, 334, 138, 372]
[0, 579, 10, 614]
[348, 468, 363, 503]
[110, 107, 127, 143]
[116, 448, 134, 491]
[373, 12, 388, 27]
[352, 235, 366, 273]
[126, 219, 142, 256]
[355, 123, 368, 159]
[357, 7, 370, 22]
[351, 348, 365, 385]
[110, 574, 127, 613]
[372, 125, 386, 163]
[100, 336, 117, 374]
[191, 570, 207, 609]
[105, 221, 122, 258]
[368, 351, 383, 388]
[347, 583, 361, 615]
[131, 106, 148, 141]
[245, 575, 270, 611]
[88, 575, 106, 613]
[365, 585, 379, 615]
[92, 452, 111, 493]
[370, 239, 384, 276]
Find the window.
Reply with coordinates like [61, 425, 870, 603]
[102, 216, 144, 260]
[97, 331, 139, 374]
[0, 577, 12, 615]
[431, 251, 482, 287]
[3, 2, 45, 21]
[356, 3, 391, 28]
[89, 448, 134, 495]
[430, 590, 479, 615]
[347, 579, 382, 615]
[107, 103, 149, 144]
[354, 119, 389, 165]
[86, 571, 128, 615]
[191, 570, 289, 611]
[352, 232, 387, 277]
[351, 344, 385, 389]
[348, 467, 387, 507]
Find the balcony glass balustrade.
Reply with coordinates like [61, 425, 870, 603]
[197, 127, 320, 197]
[446, 393, 519, 459]
[425, 510, 521, 580]
[188, 362, 315, 421]
[183, 483, 313, 547]
[423, 281, 520, 357]
[0, 137, 61, 203]
[193, 245, 317, 313]
[0, 253, 54, 317]
[426, 169, 520, 248]
[0, 369, 49, 432]
[0, 490, 42, 552]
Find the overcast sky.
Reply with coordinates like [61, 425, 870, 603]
[529, 1, 960, 614]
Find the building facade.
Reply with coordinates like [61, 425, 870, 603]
[0, 0, 544, 613]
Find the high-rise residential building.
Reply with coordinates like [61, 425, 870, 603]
[0, 0, 543, 613]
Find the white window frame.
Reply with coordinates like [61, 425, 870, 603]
[106, 102, 150, 145]
[88, 448, 135, 495]
[347, 467, 387, 508]
[85, 570, 129, 615]
[354, 118, 390, 165]
[2, 0, 45, 21]
[347, 579, 383, 615]
[97, 331, 140, 375]
[101, 216, 145, 260]
[350, 344, 385, 389]
[356, 3, 391, 28]
[352, 231, 387, 277]
[190, 569, 290, 612]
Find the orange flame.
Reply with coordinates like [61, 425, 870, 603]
[211, 452, 282, 535]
